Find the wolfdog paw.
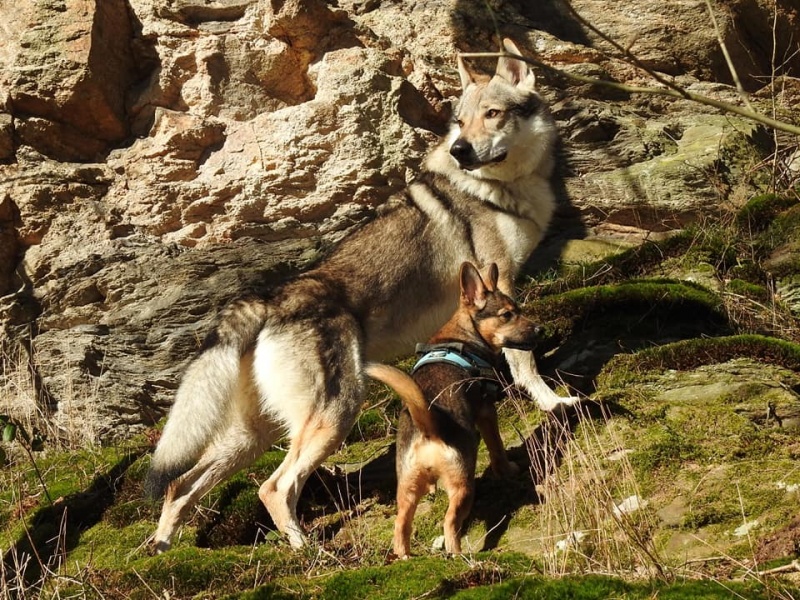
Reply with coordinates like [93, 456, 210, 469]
[535, 394, 582, 412]
[489, 459, 520, 478]
[286, 528, 308, 550]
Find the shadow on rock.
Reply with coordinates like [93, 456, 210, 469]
[531, 282, 734, 396]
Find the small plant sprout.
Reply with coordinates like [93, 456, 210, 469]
[0, 413, 51, 505]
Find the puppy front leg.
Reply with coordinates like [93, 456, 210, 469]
[475, 401, 517, 477]
[503, 348, 580, 411]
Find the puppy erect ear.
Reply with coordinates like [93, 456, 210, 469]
[457, 55, 475, 91]
[495, 38, 536, 91]
[460, 262, 488, 310]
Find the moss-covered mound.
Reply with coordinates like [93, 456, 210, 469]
[526, 279, 728, 347]
[600, 334, 800, 387]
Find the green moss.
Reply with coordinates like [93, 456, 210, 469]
[193, 448, 290, 547]
[441, 575, 777, 600]
[726, 261, 766, 284]
[765, 202, 800, 235]
[69, 521, 154, 566]
[352, 366, 409, 445]
[529, 225, 755, 297]
[403, 489, 451, 551]
[736, 193, 798, 232]
[757, 204, 800, 275]
[599, 334, 800, 388]
[631, 425, 699, 474]
[725, 278, 771, 301]
[227, 586, 300, 600]
[131, 546, 255, 596]
[529, 232, 698, 295]
[681, 488, 744, 530]
[81, 567, 797, 600]
[525, 279, 726, 345]
[329, 437, 393, 467]
[318, 555, 468, 600]
[347, 408, 393, 443]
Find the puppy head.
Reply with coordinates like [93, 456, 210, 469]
[459, 262, 542, 352]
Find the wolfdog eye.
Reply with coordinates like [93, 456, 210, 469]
[485, 109, 500, 119]
[500, 310, 514, 321]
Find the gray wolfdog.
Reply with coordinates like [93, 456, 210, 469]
[145, 38, 572, 552]
[366, 261, 542, 558]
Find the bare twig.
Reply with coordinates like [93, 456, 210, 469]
[704, 0, 754, 110]
[757, 559, 800, 576]
[559, 0, 689, 97]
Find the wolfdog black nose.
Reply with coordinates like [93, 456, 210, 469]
[449, 138, 473, 162]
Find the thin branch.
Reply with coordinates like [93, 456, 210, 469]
[756, 559, 800, 576]
[769, 0, 781, 193]
[704, 0, 754, 110]
[560, 0, 689, 97]
[458, 51, 800, 136]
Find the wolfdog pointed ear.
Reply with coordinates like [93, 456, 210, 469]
[457, 55, 475, 91]
[460, 262, 488, 310]
[482, 263, 499, 292]
[496, 38, 537, 91]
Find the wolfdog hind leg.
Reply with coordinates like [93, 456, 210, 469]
[258, 411, 356, 549]
[503, 348, 580, 411]
[153, 417, 281, 552]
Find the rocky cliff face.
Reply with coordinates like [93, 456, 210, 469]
[0, 0, 798, 442]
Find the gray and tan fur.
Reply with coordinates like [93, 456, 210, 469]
[367, 261, 542, 558]
[145, 38, 572, 552]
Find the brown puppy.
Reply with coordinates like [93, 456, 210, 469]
[366, 261, 541, 558]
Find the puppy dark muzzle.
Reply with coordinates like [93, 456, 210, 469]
[504, 324, 544, 351]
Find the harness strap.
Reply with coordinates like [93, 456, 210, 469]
[411, 343, 502, 396]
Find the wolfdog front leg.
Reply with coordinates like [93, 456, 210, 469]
[503, 348, 580, 410]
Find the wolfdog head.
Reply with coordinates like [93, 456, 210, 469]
[448, 39, 556, 182]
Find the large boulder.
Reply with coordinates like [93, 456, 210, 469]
[1, 0, 134, 161]
[0, 0, 797, 442]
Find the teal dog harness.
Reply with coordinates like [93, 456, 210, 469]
[411, 343, 500, 390]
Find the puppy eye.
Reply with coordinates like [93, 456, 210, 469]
[485, 109, 500, 119]
[454, 118, 464, 128]
[500, 310, 514, 321]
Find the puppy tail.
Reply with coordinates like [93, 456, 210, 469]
[365, 363, 436, 438]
